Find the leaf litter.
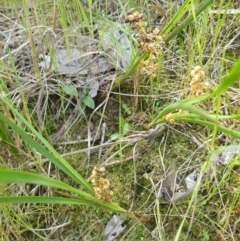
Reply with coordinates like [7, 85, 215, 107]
[2, 18, 132, 102]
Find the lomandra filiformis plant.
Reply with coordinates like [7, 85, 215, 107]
[165, 66, 210, 124]
[91, 166, 114, 201]
[126, 11, 165, 78]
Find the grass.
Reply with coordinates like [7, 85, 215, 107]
[0, 0, 240, 240]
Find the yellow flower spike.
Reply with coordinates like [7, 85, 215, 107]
[194, 66, 201, 72]
[127, 14, 135, 22]
[199, 70, 205, 78]
[109, 191, 114, 196]
[165, 113, 175, 124]
[203, 81, 210, 88]
[190, 70, 196, 77]
[191, 76, 200, 83]
[133, 11, 140, 17]
[90, 166, 113, 201]
[91, 178, 96, 183]
[153, 28, 160, 35]
[92, 168, 97, 176]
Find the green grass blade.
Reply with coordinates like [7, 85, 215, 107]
[171, 112, 240, 121]
[0, 196, 98, 206]
[175, 118, 240, 139]
[0, 196, 127, 213]
[77, 0, 93, 37]
[162, 0, 192, 35]
[0, 169, 127, 213]
[0, 110, 93, 193]
[112, 52, 148, 89]
[149, 102, 240, 139]
[210, 58, 240, 96]
[0, 120, 23, 161]
[0, 169, 93, 199]
[180, 57, 240, 104]
[211, 145, 240, 155]
[149, 102, 217, 126]
[149, 103, 240, 139]
[165, 0, 214, 42]
[149, 57, 240, 127]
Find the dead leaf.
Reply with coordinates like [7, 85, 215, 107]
[90, 56, 114, 74]
[99, 23, 133, 72]
[87, 79, 99, 98]
[160, 168, 199, 204]
[211, 147, 240, 165]
[161, 170, 176, 202]
[185, 171, 199, 189]
[55, 48, 89, 75]
[170, 188, 194, 203]
[104, 215, 126, 241]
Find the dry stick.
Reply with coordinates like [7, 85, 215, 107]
[61, 139, 133, 157]
[91, 73, 117, 144]
[36, 88, 43, 130]
[133, 71, 141, 113]
[42, 124, 165, 171]
[59, 124, 165, 158]
[23, 3, 40, 76]
[98, 122, 106, 159]
[52, 1, 57, 35]
[103, 156, 133, 167]
[32, 0, 43, 54]
[86, 73, 117, 164]
[98, 142, 137, 170]
[52, 87, 87, 143]
[150, 3, 167, 32]
[100, 143, 116, 162]
[129, 142, 139, 212]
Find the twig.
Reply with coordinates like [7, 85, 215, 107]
[36, 88, 43, 130]
[129, 142, 139, 212]
[98, 122, 106, 159]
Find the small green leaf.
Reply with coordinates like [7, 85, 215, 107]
[202, 230, 210, 241]
[122, 103, 127, 109]
[122, 103, 132, 115]
[110, 133, 121, 141]
[127, 110, 131, 115]
[63, 85, 78, 96]
[122, 123, 131, 136]
[119, 117, 125, 128]
[83, 95, 95, 109]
